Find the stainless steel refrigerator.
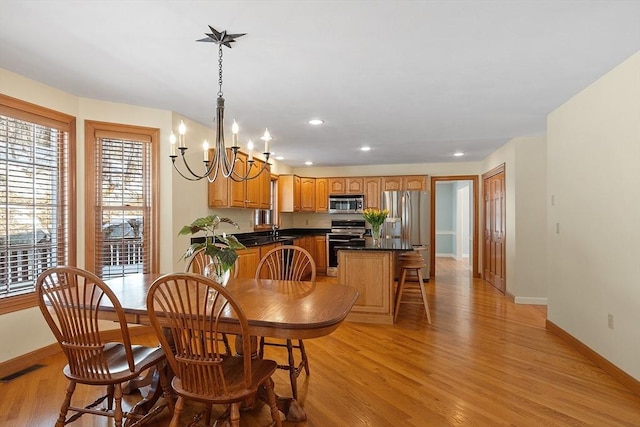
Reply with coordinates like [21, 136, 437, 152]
[381, 190, 430, 277]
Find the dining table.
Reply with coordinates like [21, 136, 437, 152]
[101, 273, 359, 422]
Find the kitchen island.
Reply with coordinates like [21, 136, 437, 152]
[337, 237, 422, 324]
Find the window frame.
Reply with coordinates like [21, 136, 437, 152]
[0, 94, 77, 314]
[84, 120, 159, 276]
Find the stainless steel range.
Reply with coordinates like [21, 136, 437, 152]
[326, 219, 366, 277]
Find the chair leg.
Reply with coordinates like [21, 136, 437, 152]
[169, 396, 184, 427]
[264, 377, 283, 427]
[113, 383, 124, 427]
[394, 268, 408, 322]
[56, 380, 76, 427]
[107, 383, 115, 409]
[416, 269, 432, 324]
[298, 339, 310, 375]
[158, 362, 175, 414]
[229, 402, 241, 427]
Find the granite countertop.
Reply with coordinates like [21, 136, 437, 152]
[191, 228, 330, 247]
[336, 237, 418, 251]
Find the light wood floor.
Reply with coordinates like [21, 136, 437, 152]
[1, 257, 639, 426]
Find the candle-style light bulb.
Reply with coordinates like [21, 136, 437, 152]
[170, 133, 177, 156]
[262, 128, 271, 153]
[178, 120, 186, 148]
[203, 140, 209, 161]
[247, 139, 254, 161]
[232, 119, 239, 147]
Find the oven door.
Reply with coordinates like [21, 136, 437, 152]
[326, 234, 351, 276]
[326, 234, 365, 276]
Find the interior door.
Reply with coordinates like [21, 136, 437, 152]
[483, 165, 505, 293]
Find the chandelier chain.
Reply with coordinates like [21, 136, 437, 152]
[217, 45, 224, 97]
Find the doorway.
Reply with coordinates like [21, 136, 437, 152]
[430, 176, 479, 278]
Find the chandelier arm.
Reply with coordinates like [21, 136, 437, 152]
[177, 148, 217, 180]
[171, 157, 210, 182]
[227, 154, 271, 182]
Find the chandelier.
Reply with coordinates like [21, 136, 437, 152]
[170, 26, 271, 182]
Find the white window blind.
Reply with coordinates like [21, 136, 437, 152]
[94, 135, 151, 279]
[0, 114, 71, 297]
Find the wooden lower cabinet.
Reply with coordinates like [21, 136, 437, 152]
[314, 235, 327, 274]
[235, 247, 260, 279]
[338, 250, 394, 324]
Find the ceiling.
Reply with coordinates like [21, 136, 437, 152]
[1, 1, 639, 168]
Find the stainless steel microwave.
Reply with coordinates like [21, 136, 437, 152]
[328, 195, 364, 214]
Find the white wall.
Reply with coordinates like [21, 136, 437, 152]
[547, 52, 640, 380]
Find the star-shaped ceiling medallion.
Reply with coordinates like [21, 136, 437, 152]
[197, 25, 246, 48]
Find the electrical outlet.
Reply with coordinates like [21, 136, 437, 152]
[305, 219, 309, 225]
[608, 313, 614, 329]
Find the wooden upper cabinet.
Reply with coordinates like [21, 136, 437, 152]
[382, 176, 403, 191]
[300, 177, 316, 212]
[315, 178, 328, 212]
[278, 174, 301, 212]
[346, 177, 364, 194]
[403, 175, 427, 191]
[329, 178, 346, 194]
[245, 159, 263, 209]
[258, 162, 271, 209]
[208, 150, 248, 208]
[382, 175, 427, 191]
[364, 176, 381, 209]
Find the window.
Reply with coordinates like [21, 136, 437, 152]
[85, 121, 158, 278]
[0, 95, 76, 313]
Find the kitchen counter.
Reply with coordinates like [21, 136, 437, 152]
[192, 228, 330, 247]
[335, 237, 415, 251]
[336, 238, 425, 325]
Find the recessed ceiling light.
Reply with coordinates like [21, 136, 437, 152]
[275, 156, 284, 161]
[360, 146, 371, 152]
[308, 119, 324, 126]
[305, 161, 313, 165]
[454, 151, 465, 157]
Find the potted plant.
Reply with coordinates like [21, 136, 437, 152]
[179, 215, 246, 284]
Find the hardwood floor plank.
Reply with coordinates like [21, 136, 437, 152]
[1, 258, 638, 426]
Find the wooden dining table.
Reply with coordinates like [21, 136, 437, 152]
[101, 273, 359, 422]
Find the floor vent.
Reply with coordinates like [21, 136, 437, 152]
[0, 364, 45, 382]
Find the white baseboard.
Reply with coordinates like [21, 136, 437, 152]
[514, 296, 548, 305]
[436, 253, 455, 258]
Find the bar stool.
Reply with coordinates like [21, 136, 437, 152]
[394, 251, 432, 323]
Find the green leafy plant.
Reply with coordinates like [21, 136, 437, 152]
[179, 215, 246, 272]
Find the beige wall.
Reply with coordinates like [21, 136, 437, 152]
[481, 136, 548, 303]
[547, 52, 640, 380]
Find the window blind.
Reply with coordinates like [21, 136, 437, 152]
[0, 114, 71, 297]
[94, 136, 151, 279]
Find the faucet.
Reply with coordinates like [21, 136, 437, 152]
[271, 224, 279, 237]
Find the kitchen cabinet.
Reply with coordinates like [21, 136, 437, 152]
[300, 177, 316, 211]
[235, 246, 260, 279]
[208, 150, 248, 208]
[364, 177, 381, 209]
[315, 178, 328, 212]
[258, 161, 272, 209]
[382, 176, 403, 192]
[382, 175, 427, 191]
[278, 174, 301, 212]
[329, 178, 345, 194]
[314, 235, 327, 274]
[257, 242, 279, 279]
[403, 175, 427, 191]
[208, 152, 271, 209]
[346, 177, 364, 194]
